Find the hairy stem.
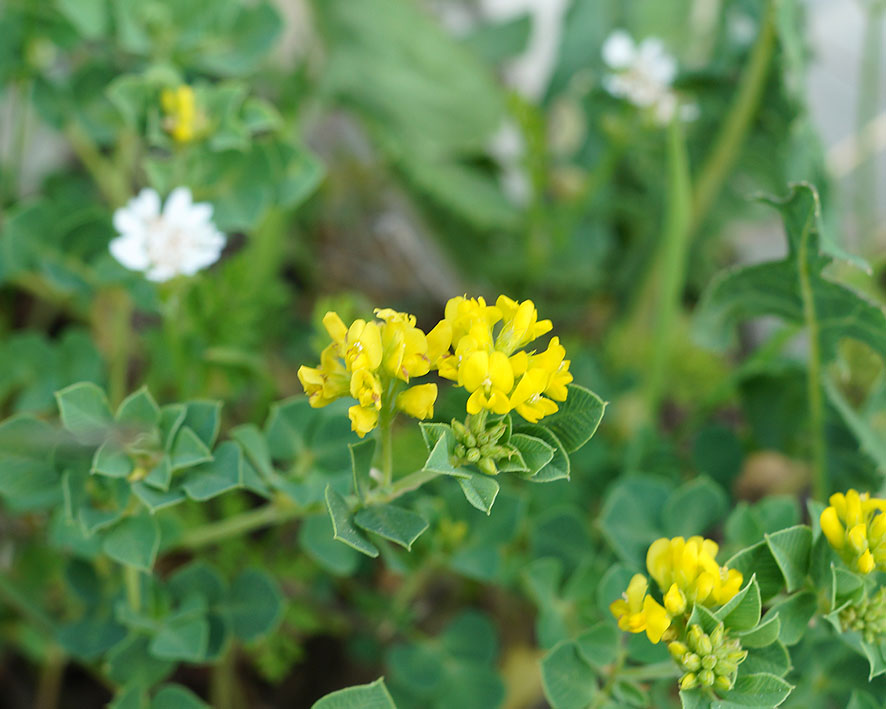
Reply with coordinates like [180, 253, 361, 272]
[124, 566, 141, 613]
[34, 646, 65, 709]
[646, 118, 692, 416]
[690, 0, 776, 235]
[798, 212, 827, 499]
[178, 502, 310, 551]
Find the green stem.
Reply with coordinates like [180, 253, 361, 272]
[590, 644, 627, 709]
[124, 566, 141, 613]
[65, 122, 130, 207]
[854, 3, 884, 243]
[178, 502, 310, 551]
[379, 416, 394, 488]
[5, 80, 31, 206]
[645, 118, 692, 416]
[34, 646, 65, 709]
[798, 213, 827, 500]
[108, 289, 133, 408]
[370, 468, 441, 505]
[210, 647, 243, 709]
[689, 0, 776, 235]
[0, 573, 55, 635]
[619, 661, 681, 681]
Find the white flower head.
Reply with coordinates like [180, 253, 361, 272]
[110, 187, 225, 282]
[601, 29, 692, 125]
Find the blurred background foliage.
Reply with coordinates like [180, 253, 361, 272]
[1, 0, 886, 707]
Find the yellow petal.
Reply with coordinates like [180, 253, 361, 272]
[488, 351, 514, 393]
[848, 523, 868, 553]
[642, 596, 671, 644]
[348, 405, 378, 437]
[426, 320, 453, 364]
[397, 384, 437, 420]
[323, 312, 348, 344]
[461, 351, 489, 392]
[820, 506, 845, 550]
[664, 583, 687, 615]
[858, 549, 875, 574]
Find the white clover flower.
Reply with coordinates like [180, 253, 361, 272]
[602, 29, 694, 125]
[109, 187, 225, 282]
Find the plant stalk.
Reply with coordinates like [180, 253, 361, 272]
[689, 0, 777, 236]
[124, 565, 141, 613]
[178, 502, 310, 551]
[645, 117, 692, 416]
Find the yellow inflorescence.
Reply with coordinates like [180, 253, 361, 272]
[437, 295, 571, 421]
[161, 85, 200, 143]
[820, 489, 886, 575]
[610, 536, 744, 644]
[298, 296, 571, 438]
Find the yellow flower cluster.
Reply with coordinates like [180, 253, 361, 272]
[298, 296, 571, 438]
[298, 309, 447, 437]
[820, 489, 886, 574]
[437, 295, 572, 422]
[611, 536, 744, 644]
[161, 85, 200, 143]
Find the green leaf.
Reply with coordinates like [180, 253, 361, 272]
[55, 0, 107, 39]
[57, 618, 126, 660]
[56, 382, 112, 441]
[264, 396, 313, 461]
[230, 423, 275, 479]
[662, 476, 728, 537]
[106, 634, 174, 688]
[509, 433, 554, 476]
[737, 613, 780, 649]
[515, 424, 571, 482]
[143, 457, 172, 491]
[715, 672, 793, 707]
[576, 623, 620, 668]
[694, 183, 886, 365]
[115, 387, 161, 429]
[353, 504, 428, 550]
[311, 678, 396, 709]
[768, 591, 816, 645]
[725, 542, 785, 602]
[91, 441, 133, 479]
[325, 485, 379, 557]
[182, 401, 222, 448]
[150, 617, 209, 662]
[599, 475, 672, 565]
[132, 482, 187, 512]
[102, 515, 160, 570]
[224, 569, 284, 642]
[109, 687, 147, 709]
[824, 377, 886, 472]
[151, 684, 209, 709]
[159, 404, 187, 451]
[299, 514, 360, 576]
[168, 562, 226, 605]
[765, 525, 812, 592]
[740, 641, 791, 678]
[169, 426, 214, 471]
[421, 427, 471, 478]
[181, 441, 243, 501]
[715, 576, 761, 631]
[0, 416, 61, 506]
[350, 438, 376, 501]
[441, 610, 499, 663]
[535, 384, 606, 453]
[457, 474, 500, 515]
[540, 641, 597, 709]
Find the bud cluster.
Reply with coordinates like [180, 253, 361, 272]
[840, 587, 886, 645]
[669, 623, 747, 693]
[450, 415, 512, 476]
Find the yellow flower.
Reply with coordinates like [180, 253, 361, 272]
[161, 85, 201, 143]
[397, 383, 437, 419]
[460, 350, 514, 415]
[375, 308, 431, 381]
[344, 319, 383, 372]
[820, 489, 886, 574]
[297, 344, 349, 408]
[531, 336, 573, 401]
[348, 405, 378, 438]
[349, 368, 382, 409]
[646, 536, 743, 608]
[610, 574, 671, 643]
[495, 295, 552, 353]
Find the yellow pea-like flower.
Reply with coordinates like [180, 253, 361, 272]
[161, 85, 201, 143]
[820, 489, 886, 574]
[610, 574, 672, 644]
[348, 404, 379, 438]
[396, 383, 437, 420]
[460, 350, 514, 415]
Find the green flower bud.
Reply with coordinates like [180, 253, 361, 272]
[465, 448, 481, 464]
[451, 420, 468, 439]
[464, 432, 477, 448]
[478, 457, 498, 476]
[680, 673, 698, 691]
[701, 655, 717, 671]
[716, 660, 738, 676]
[714, 675, 733, 692]
[710, 624, 724, 647]
[668, 642, 688, 661]
[479, 444, 496, 457]
[696, 633, 713, 656]
[477, 432, 490, 446]
[682, 653, 701, 672]
[487, 423, 507, 442]
[687, 625, 704, 651]
[698, 670, 715, 687]
[454, 444, 466, 459]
